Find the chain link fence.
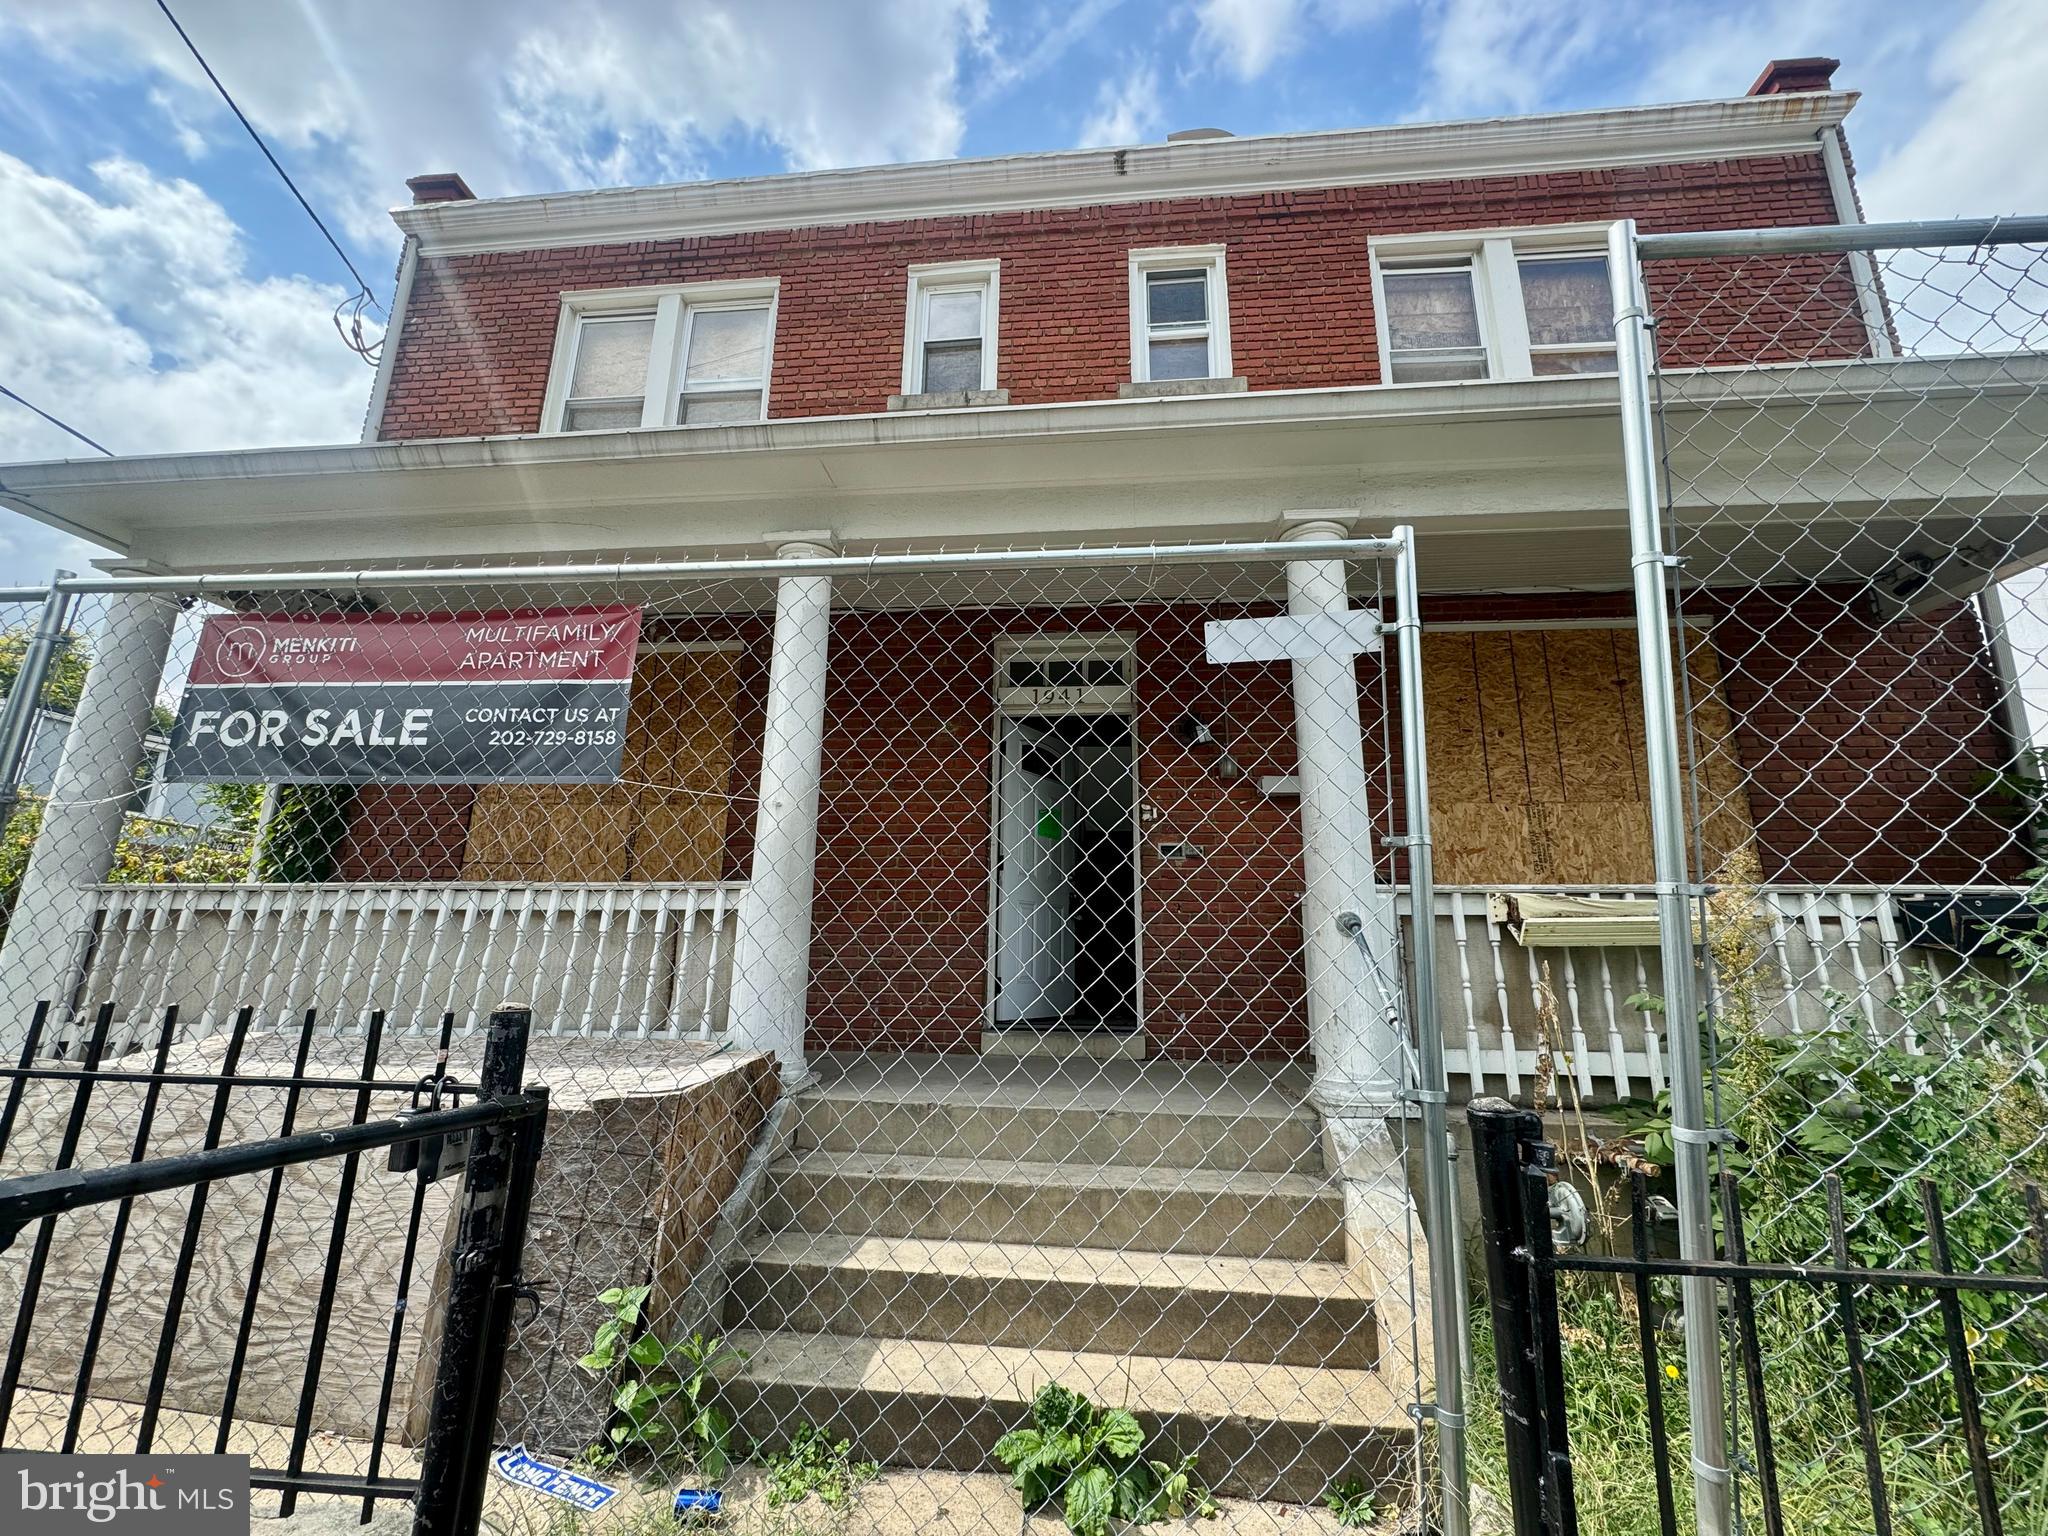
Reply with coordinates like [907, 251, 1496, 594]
[0, 539, 1461, 1535]
[1611, 218, 2048, 1534]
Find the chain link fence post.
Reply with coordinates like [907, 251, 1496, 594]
[1392, 523, 1469, 1536]
[1607, 215, 1735, 1536]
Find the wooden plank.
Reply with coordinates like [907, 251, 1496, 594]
[1683, 635, 1759, 874]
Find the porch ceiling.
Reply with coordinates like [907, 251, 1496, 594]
[3, 355, 2044, 596]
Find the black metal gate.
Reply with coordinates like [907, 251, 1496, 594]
[1468, 1098, 2048, 1536]
[0, 999, 548, 1536]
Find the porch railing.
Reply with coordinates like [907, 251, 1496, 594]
[1418, 884, 2028, 1104]
[58, 879, 2020, 1100]
[68, 881, 743, 1055]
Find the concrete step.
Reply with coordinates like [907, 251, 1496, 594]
[714, 1328, 1414, 1504]
[726, 1231, 1377, 1370]
[760, 1149, 1345, 1262]
[793, 1088, 1321, 1175]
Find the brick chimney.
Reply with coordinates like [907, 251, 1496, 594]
[1747, 56, 1839, 95]
[406, 172, 476, 205]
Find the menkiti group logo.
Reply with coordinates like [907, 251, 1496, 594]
[2, 1454, 249, 1535]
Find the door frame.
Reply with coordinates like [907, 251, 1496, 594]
[982, 632, 1144, 1037]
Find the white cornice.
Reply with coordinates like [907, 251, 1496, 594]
[392, 92, 1856, 258]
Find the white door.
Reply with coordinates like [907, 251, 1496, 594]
[994, 719, 1078, 1022]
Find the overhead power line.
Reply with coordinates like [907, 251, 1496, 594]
[153, 0, 387, 364]
[0, 385, 114, 457]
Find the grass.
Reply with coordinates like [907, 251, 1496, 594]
[1466, 1280, 2048, 1536]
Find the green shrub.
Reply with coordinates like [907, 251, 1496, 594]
[992, 1383, 1215, 1536]
[760, 1421, 878, 1508]
[576, 1285, 745, 1479]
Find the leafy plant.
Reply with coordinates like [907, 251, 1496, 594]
[576, 1285, 746, 1479]
[1323, 1477, 1379, 1528]
[760, 1421, 879, 1508]
[992, 1383, 1216, 1536]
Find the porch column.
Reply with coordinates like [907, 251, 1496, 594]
[1283, 514, 1409, 1261]
[727, 533, 835, 1089]
[0, 591, 181, 1049]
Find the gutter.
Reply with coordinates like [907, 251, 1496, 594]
[390, 92, 1858, 258]
[359, 234, 420, 444]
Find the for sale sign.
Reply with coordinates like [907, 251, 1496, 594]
[165, 606, 643, 783]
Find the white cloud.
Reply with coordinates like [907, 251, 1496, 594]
[0, 152, 373, 581]
[1078, 63, 1164, 147]
[1195, 0, 1303, 81]
[1861, 0, 2048, 219]
[0, 0, 992, 247]
[1410, 0, 1606, 117]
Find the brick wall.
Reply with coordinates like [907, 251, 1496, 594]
[376, 154, 1846, 441]
[1703, 590, 2023, 885]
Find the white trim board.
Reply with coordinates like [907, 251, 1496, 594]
[391, 94, 1856, 258]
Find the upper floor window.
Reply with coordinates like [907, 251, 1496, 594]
[1128, 246, 1231, 383]
[902, 261, 999, 394]
[1372, 229, 1615, 384]
[545, 281, 778, 433]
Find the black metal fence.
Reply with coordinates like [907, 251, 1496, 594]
[1469, 1098, 2048, 1536]
[0, 998, 548, 1536]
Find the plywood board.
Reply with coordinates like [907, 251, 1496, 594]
[1420, 624, 1750, 886]
[1421, 633, 1489, 807]
[462, 649, 737, 882]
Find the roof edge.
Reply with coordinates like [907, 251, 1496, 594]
[391, 91, 1856, 258]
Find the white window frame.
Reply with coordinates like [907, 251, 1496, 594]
[1369, 224, 1615, 384]
[901, 260, 1000, 394]
[1127, 245, 1231, 383]
[542, 279, 780, 433]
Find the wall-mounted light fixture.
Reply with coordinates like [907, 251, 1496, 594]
[1170, 712, 1244, 781]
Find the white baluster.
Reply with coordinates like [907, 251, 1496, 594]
[701, 885, 732, 1041]
[1447, 892, 1485, 1097]
[1484, 902, 1520, 1099]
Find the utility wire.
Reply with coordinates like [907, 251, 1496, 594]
[153, 0, 385, 317]
[0, 385, 114, 457]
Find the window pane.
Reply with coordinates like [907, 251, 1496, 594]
[922, 339, 983, 392]
[568, 315, 655, 398]
[1520, 256, 1611, 346]
[1531, 346, 1618, 376]
[1384, 270, 1481, 350]
[1389, 352, 1489, 384]
[1148, 336, 1210, 380]
[684, 307, 767, 383]
[1146, 271, 1208, 327]
[563, 401, 644, 431]
[924, 289, 984, 343]
[680, 390, 764, 424]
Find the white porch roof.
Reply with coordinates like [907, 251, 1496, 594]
[3, 356, 2044, 597]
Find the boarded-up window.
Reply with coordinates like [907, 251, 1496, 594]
[1424, 626, 1752, 885]
[462, 647, 740, 882]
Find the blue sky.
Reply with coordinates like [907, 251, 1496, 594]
[1, 0, 2046, 587]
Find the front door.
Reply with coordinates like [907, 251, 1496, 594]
[989, 637, 1139, 1033]
[994, 718, 1078, 1022]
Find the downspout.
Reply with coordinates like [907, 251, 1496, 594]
[359, 233, 420, 445]
[1818, 127, 1895, 360]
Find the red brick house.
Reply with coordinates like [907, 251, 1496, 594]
[0, 54, 2034, 1512]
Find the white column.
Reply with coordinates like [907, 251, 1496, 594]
[0, 591, 181, 1048]
[726, 534, 835, 1088]
[1283, 514, 1411, 1269]
[1285, 514, 1403, 1113]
